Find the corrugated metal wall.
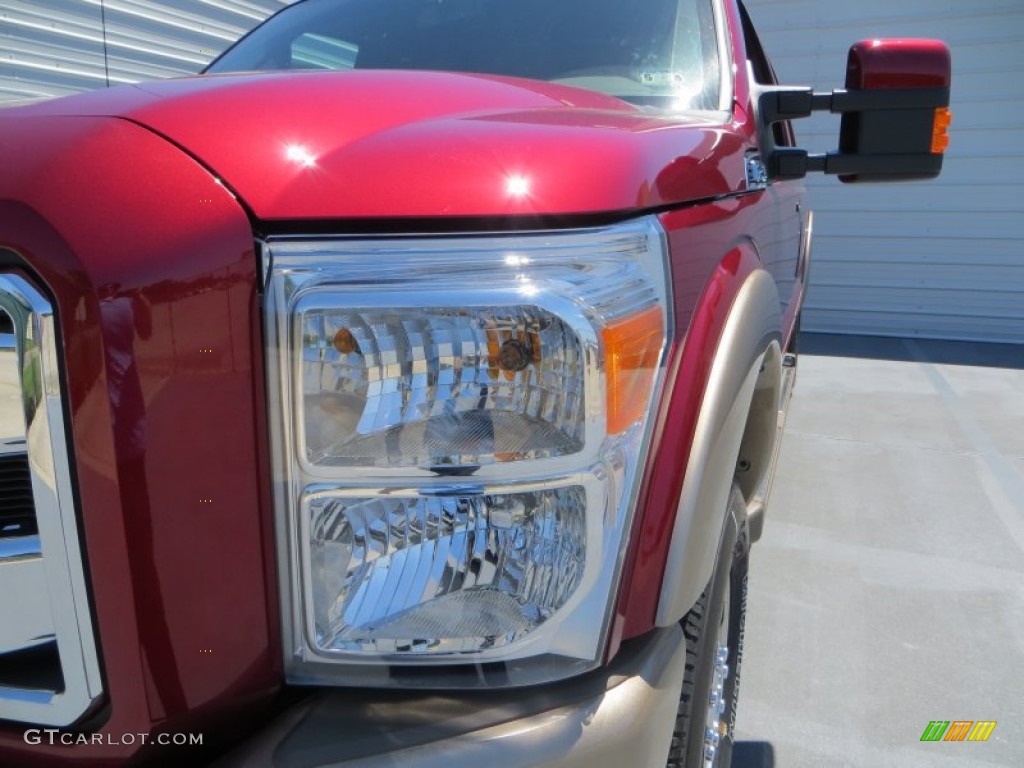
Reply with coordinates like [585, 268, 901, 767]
[0, 0, 291, 102]
[746, 0, 1024, 343]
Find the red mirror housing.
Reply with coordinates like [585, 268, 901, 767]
[844, 39, 952, 90]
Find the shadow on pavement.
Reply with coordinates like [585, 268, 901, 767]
[731, 740, 775, 767]
[799, 332, 1024, 370]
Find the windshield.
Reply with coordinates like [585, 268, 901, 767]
[207, 0, 723, 111]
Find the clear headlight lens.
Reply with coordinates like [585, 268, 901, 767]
[300, 306, 586, 469]
[265, 218, 671, 687]
[307, 487, 586, 654]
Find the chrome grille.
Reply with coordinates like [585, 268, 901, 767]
[0, 274, 102, 726]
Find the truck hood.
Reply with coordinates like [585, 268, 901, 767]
[22, 70, 749, 220]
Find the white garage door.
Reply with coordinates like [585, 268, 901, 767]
[0, 0, 289, 102]
[746, 0, 1024, 343]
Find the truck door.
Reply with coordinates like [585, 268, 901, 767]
[740, 2, 807, 330]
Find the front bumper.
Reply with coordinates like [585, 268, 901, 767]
[217, 625, 686, 768]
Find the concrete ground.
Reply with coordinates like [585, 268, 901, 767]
[732, 334, 1024, 768]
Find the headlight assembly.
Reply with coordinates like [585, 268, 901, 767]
[264, 218, 672, 687]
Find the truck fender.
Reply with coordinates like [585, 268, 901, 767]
[655, 269, 781, 626]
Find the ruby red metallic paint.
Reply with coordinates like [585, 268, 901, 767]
[845, 39, 952, 91]
[615, 200, 800, 645]
[0, 8, 804, 760]
[0, 118, 278, 763]
[17, 71, 750, 219]
[613, 0, 807, 639]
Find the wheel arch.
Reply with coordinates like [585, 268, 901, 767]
[655, 268, 782, 627]
[734, 341, 784, 504]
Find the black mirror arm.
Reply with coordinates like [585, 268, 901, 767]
[753, 84, 950, 181]
[767, 147, 944, 180]
[760, 86, 949, 122]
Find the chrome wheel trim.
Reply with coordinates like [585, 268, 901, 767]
[702, 582, 730, 768]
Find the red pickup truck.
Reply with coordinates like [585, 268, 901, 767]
[0, 1, 949, 765]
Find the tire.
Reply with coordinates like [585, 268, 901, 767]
[666, 485, 750, 768]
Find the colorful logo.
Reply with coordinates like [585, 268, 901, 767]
[920, 721, 997, 742]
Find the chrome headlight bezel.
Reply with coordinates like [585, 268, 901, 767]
[264, 217, 673, 688]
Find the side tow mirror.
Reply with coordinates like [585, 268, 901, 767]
[757, 39, 952, 183]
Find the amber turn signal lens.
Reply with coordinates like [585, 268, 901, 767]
[931, 107, 952, 154]
[333, 328, 360, 355]
[603, 305, 664, 435]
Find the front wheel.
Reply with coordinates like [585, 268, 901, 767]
[666, 485, 749, 768]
